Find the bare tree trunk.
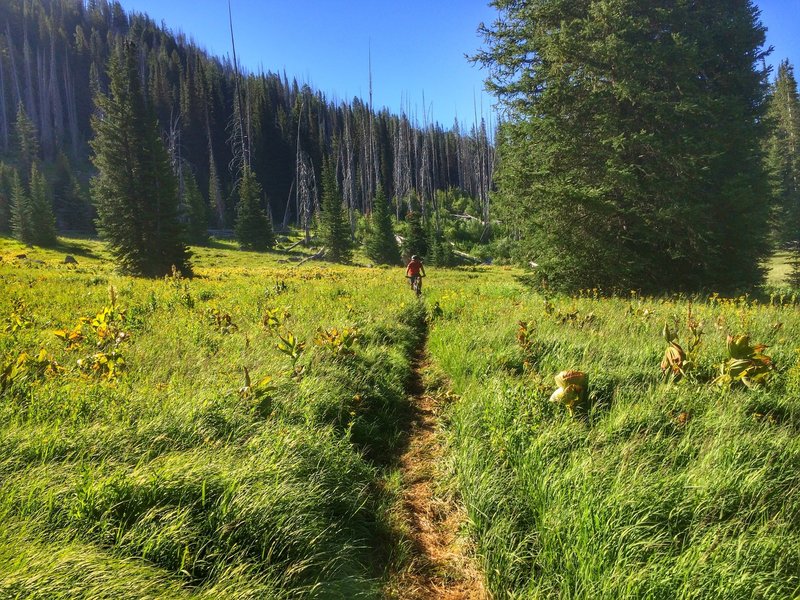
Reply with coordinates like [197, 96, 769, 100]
[281, 177, 294, 230]
[22, 31, 39, 135]
[0, 47, 8, 153]
[6, 23, 23, 109]
[227, 0, 248, 178]
[49, 34, 64, 149]
[37, 48, 53, 158]
[206, 114, 224, 227]
[63, 55, 79, 157]
[294, 97, 306, 239]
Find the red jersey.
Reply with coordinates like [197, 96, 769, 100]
[406, 259, 423, 277]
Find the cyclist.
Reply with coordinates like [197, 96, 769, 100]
[406, 255, 426, 295]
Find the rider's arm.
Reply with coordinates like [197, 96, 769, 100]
[420, 265, 426, 277]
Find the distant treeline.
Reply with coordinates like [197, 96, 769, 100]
[0, 0, 494, 233]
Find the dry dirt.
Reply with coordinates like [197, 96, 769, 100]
[387, 358, 488, 600]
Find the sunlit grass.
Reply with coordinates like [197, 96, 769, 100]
[425, 272, 800, 599]
[0, 234, 424, 598]
[3, 235, 799, 598]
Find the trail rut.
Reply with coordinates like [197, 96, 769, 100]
[386, 352, 487, 600]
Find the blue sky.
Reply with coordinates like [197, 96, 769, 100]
[116, 0, 799, 128]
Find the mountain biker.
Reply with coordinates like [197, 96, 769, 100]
[406, 255, 426, 294]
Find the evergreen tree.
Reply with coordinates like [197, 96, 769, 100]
[52, 152, 92, 232]
[365, 185, 400, 264]
[402, 209, 427, 259]
[14, 104, 39, 187]
[478, 0, 771, 293]
[10, 171, 31, 243]
[234, 167, 274, 250]
[427, 226, 455, 267]
[319, 161, 352, 263]
[182, 169, 209, 245]
[788, 241, 800, 288]
[0, 163, 14, 233]
[10, 163, 57, 246]
[90, 42, 191, 277]
[27, 163, 57, 246]
[764, 60, 800, 248]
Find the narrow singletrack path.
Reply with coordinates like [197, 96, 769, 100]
[388, 350, 487, 599]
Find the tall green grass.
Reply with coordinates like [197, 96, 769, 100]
[0, 236, 425, 598]
[426, 270, 800, 599]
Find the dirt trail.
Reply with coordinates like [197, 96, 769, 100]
[388, 353, 487, 600]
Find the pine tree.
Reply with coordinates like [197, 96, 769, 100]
[0, 162, 14, 233]
[764, 60, 800, 249]
[365, 184, 400, 264]
[319, 161, 352, 263]
[27, 163, 57, 246]
[402, 209, 427, 259]
[183, 169, 209, 245]
[10, 163, 57, 246]
[52, 152, 92, 232]
[10, 170, 30, 242]
[427, 226, 455, 267]
[477, 0, 770, 293]
[14, 104, 39, 187]
[235, 167, 274, 250]
[90, 42, 191, 277]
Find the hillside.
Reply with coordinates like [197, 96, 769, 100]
[0, 0, 493, 233]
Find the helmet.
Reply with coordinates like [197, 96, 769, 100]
[411, 255, 418, 261]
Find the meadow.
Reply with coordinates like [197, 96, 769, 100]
[0, 236, 425, 598]
[1, 236, 799, 599]
[425, 270, 800, 599]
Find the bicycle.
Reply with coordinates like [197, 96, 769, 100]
[408, 274, 424, 297]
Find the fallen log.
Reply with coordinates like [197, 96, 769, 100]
[294, 247, 327, 267]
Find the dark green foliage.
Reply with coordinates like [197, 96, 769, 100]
[427, 227, 456, 267]
[10, 170, 28, 242]
[319, 162, 352, 263]
[234, 167, 274, 251]
[402, 209, 427, 259]
[0, 163, 14, 233]
[90, 42, 191, 277]
[365, 185, 400, 265]
[788, 241, 800, 288]
[27, 163, 57, 246]
[764, 60, 800, 252]
[479, 0, 771, 294]
[14, 104, 39, 186]
[11, 164, 57, 246]
[179, 169, 208, 245]
[52, 152, 92, 233]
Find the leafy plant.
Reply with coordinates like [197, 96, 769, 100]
[53, 318, 89, 350]
[516, 320, 536, 353]
[206, 307, 238, 334]
[277, 330, 306, 379]
[70, 297, 131, 380]
[77, 349, 125, 380]
[714, 334, 774, 389]
[3, 298, 34, 334]
[1, 349, 63, 393]
[660, 307, 704, 382]
[238, 366, 276, 417]
[548, 370, 589, 415]
[313, 327, 359, 358]
[262, 307, 289, 332]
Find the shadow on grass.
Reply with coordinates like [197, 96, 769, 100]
[55, 237, 101, 260]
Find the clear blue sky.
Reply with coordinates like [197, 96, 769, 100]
[115, 0, 799, 128]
